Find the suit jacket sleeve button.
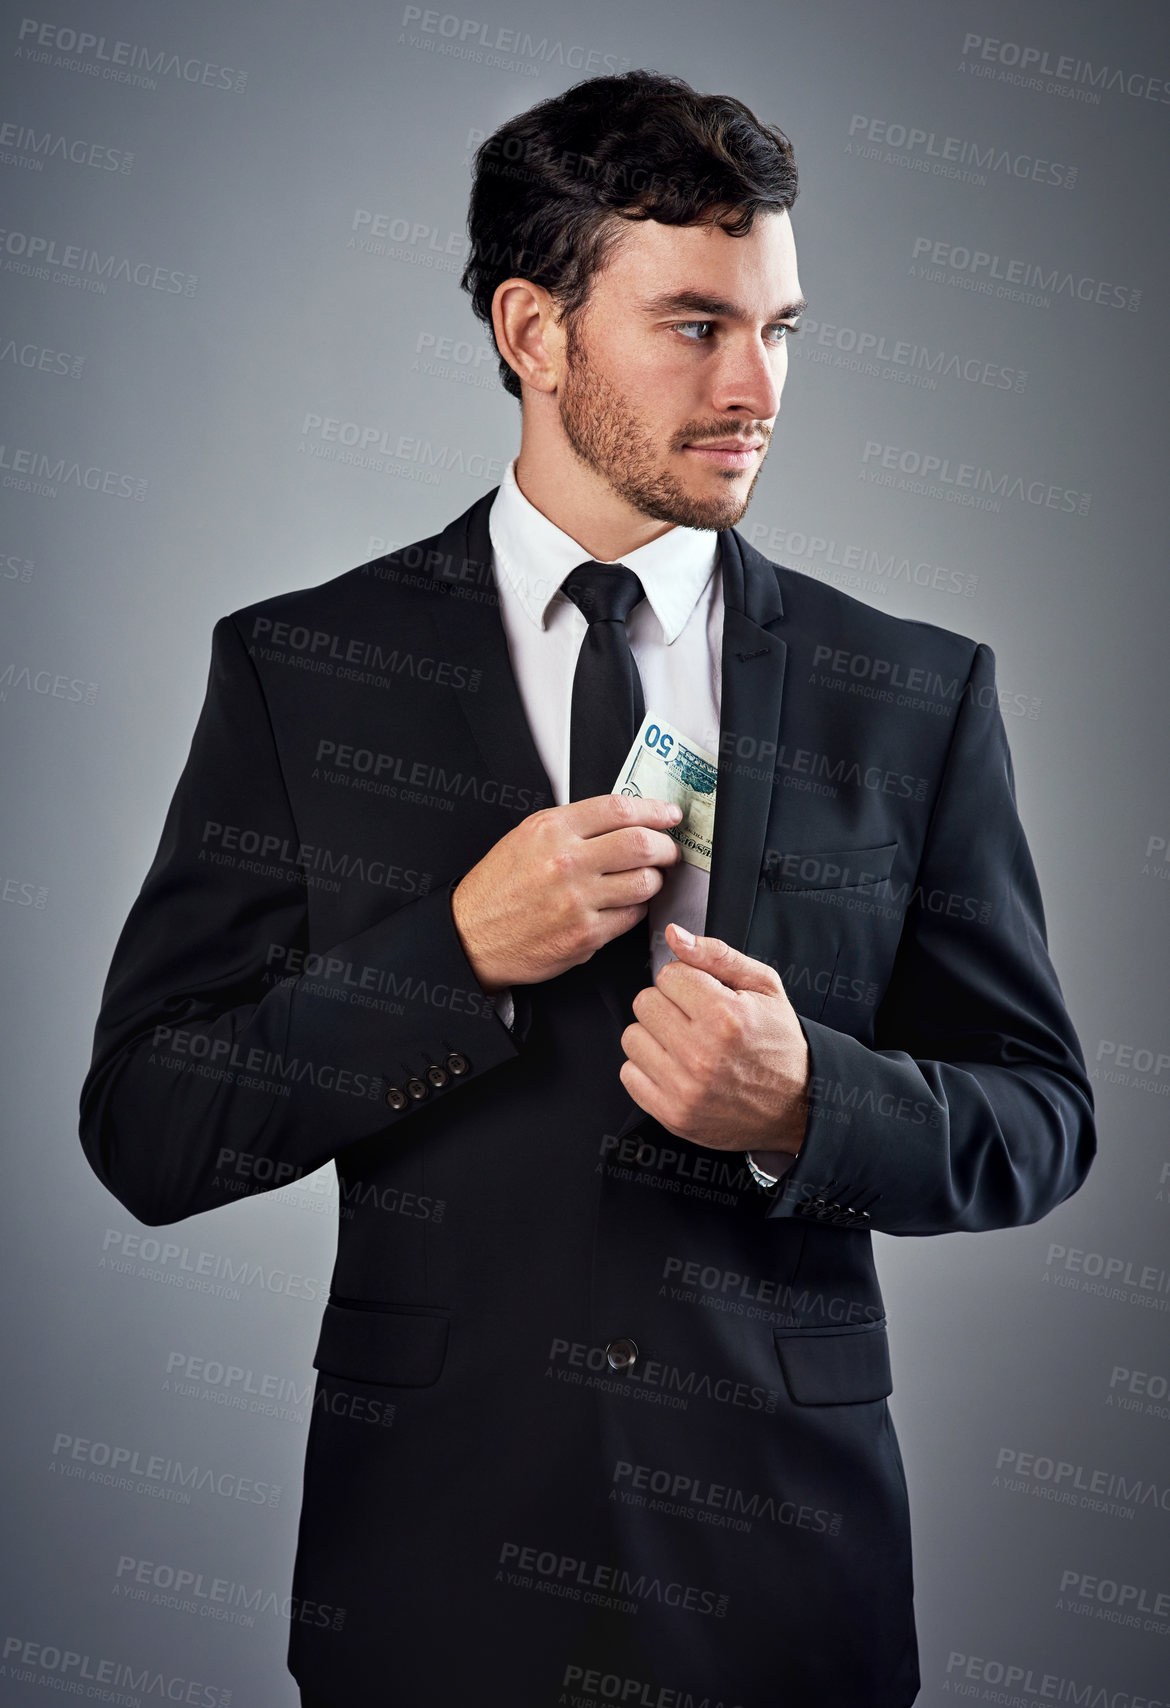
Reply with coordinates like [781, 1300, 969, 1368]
[445, 1051, 469, 1076]
[406, 1077, 429, 1101]
[426, 1063, 450, 1088]
[385, 1084, 409, 1111]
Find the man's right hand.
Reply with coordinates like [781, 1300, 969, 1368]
[450, 794, 685, 993]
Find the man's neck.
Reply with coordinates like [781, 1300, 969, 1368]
[512, 447, 676, 563]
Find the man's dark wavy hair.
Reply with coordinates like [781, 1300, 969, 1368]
[459, 69, 799, 402]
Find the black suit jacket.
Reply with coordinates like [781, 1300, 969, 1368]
[80, 488, 1095, 1706]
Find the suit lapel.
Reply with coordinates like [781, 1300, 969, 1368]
[703, 523, 787, 951]
[416, 488, 556, 815]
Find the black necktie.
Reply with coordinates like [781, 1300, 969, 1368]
[561, 561, 652, 1028]
[562, 562, 647, 801]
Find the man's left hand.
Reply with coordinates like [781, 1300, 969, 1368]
[619, 921, 810, 1154]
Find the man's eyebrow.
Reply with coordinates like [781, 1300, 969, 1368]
[636, 290, 808, 322]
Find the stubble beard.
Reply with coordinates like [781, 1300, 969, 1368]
[557, 314, 761, 532]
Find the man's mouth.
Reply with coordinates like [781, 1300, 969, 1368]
[683, 439, 763, 470]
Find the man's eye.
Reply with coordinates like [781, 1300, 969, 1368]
[673, 322, 800, 342]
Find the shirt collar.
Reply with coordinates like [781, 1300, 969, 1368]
[488, 454, 719, 645]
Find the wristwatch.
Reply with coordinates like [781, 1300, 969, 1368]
[746, 1151, 782, 1190]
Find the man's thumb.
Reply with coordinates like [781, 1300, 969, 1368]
[665, 922, 781, 994]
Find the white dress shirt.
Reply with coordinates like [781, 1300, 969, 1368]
[485, 454, 724, 1031]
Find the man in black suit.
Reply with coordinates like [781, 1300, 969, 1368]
[80, 69, 1095, 1707]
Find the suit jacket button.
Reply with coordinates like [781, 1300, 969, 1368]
[445, 1051, 469, 1076]
[605, 1338, 639, 1371]
[406, 1076, 429, 1101]
[385, 1085, 408, 1111]
[426, 1063, 450, 1088]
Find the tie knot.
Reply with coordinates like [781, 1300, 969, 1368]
[562, 561, 645, 626]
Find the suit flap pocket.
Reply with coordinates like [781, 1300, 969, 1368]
[773, 1319, 892, 1404]
[313, 1300, 450, 1388]
[760, 842, 897, 893]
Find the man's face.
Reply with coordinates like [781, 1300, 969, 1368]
[554, 206, 803, 531]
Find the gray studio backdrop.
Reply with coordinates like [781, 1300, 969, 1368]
[2, 0, 1168, 1702]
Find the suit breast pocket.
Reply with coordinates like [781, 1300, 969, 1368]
[750, 842, 899, 1029]
[758, 842, 898, 898]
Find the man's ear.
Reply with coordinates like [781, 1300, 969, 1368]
[492, 278, 563, 395]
